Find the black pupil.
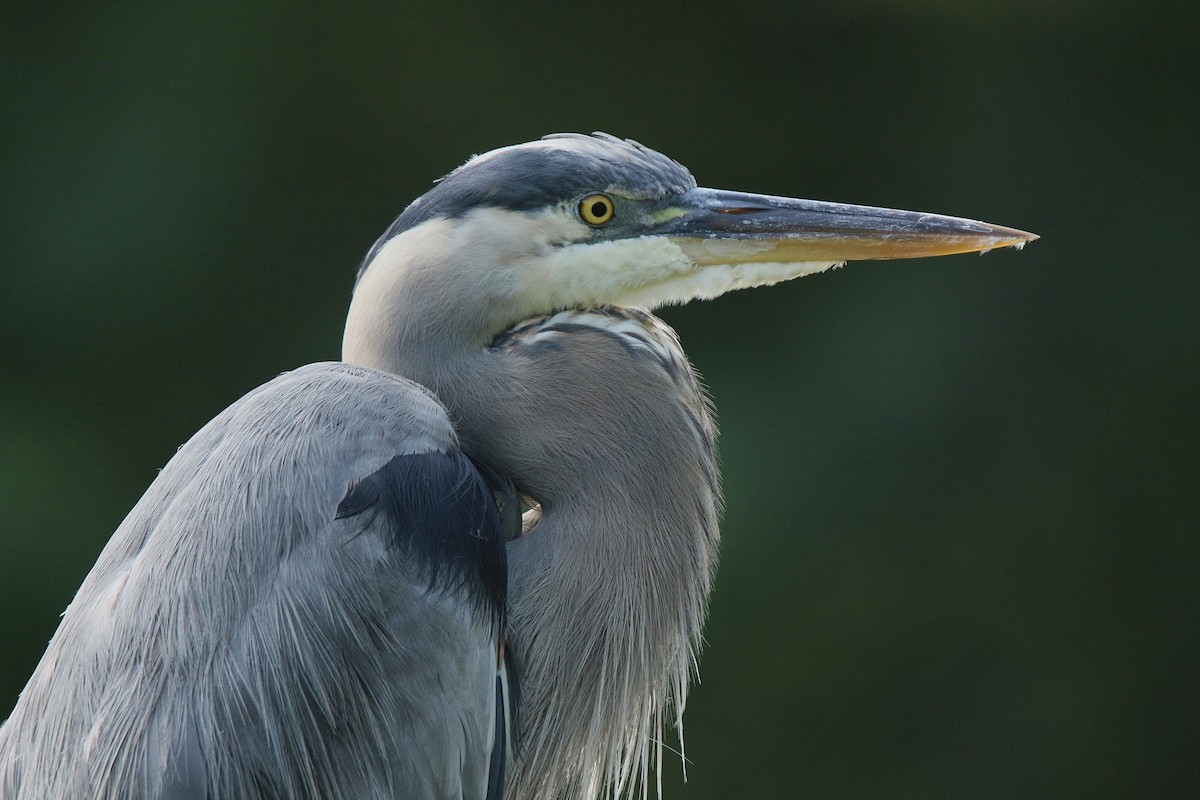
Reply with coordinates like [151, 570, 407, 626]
[589, 200, 608, 219]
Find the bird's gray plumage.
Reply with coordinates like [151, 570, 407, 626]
[471, 308, 720, 799]
[1, 132, 1033, 800]
[0, 363, 516, 799]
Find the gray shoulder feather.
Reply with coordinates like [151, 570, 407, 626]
[0, 362, 513, 800]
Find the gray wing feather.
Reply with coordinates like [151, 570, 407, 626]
[0, 362, 506, 800]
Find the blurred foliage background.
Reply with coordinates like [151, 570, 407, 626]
[1, 0, 1196, 797]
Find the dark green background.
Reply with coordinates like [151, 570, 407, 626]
[2, 1, 1196, 797]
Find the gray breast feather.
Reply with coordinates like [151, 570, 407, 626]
[0, 362, 513, 800]
[494, 308, 717, 472]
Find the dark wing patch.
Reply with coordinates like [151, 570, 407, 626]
[336, 450, 517, 626]
[486, 674, 507, 800]
[487, 647, 523, 800]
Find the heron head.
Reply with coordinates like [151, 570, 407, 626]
[348, 133, 1036, 348]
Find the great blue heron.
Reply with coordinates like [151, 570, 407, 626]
[0, 133, 1034, 799]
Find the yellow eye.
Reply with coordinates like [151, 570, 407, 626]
[578, 193, 615, 226]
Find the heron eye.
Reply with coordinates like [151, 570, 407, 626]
[579, 194, 615, 226]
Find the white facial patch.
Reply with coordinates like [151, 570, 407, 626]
[614, 258, 842, 309]
[517, 234, 696, 311]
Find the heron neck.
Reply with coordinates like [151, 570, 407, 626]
[344, 302, 721, 799]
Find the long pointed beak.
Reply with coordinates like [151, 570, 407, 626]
[660, 188, 1037, 265]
